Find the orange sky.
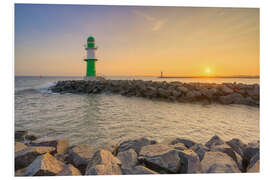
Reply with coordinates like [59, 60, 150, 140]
[15, 5, 259, 77]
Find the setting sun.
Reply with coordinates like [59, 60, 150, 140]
[205, 68, 211, 75]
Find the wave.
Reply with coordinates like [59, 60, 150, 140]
[15, 82, 56, 94]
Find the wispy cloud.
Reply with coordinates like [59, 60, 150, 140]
[133, 10, 166, 31]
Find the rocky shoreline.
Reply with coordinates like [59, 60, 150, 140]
[50, 79, 259, 106]
[15, 130, 259, 176]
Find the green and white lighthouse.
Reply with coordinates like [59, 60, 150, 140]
[84, 36, 98, 80]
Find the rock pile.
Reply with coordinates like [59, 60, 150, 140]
[15, 131, 259, 176]
[50, 80, 259, 106]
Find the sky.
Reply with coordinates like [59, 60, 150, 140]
[15, 4, 259, 77]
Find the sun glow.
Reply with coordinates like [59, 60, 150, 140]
[205, 68, 211, 75]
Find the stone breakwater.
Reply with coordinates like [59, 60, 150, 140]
[50, 80, 259, 106]
[15, 130, 259, 176]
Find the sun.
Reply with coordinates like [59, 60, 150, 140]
[205, 68, 211, 75]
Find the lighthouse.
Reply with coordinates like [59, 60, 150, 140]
[84, 36, 98, 81]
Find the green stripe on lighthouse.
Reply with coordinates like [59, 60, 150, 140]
[86, 59, 96, 76]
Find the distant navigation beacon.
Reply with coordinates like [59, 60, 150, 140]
[84, 36, 98, 81]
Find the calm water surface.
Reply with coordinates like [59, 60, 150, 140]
[15, 76, 259, 146]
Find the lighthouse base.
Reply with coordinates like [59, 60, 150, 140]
[84, 76, 105, 81]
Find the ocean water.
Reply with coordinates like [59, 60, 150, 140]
[15, 76, 260, 147]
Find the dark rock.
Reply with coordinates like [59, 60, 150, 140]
[190, 143, 209, 161]
[161, 137, 196, 148]
[211, 143, 243, 171]
[118, 137, 156, 155]
[201, 151, 240, 173]
[58, 164, 82, 176]
[22, 153, 65, 176]
[246, 152, 259, 173]
[85, 149, 122, 175]
[178, 149, 201, 173]
[117, 149, 138, 169]
[139, 144, 181, 173]
[15, 143, 56, 170]
[67, 144, 99, 173]
[15, 131, 28, 141]
[243, 141, 259, 170]
[220, 86, 234, 94]
[205, 135, 225, 149]
[226, 138, 247, 158]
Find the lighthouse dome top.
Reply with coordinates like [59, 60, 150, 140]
[87, 36, 95, 42]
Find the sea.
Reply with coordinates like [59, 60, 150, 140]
[15, 76, 260, 147]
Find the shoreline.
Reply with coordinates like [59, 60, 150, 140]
[15, 131, 260, 176]
[50, 79, 259, 107]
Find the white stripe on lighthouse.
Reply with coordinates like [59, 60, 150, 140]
[87, 49, 96, 59]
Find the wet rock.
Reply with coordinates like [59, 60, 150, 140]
[85, 149, 122, 175]
[139, 144, 181, 173]
[67, 144, 99, 172]
[23, 153, 65, 176]
[211, 143, 243, 171]
[201, 151, 240, 173]
[118, 137, 156, 155]
[122, 165, 158, 175]
[246, 152, 259, 173]
[226, 138, 247, 158]
[205, 135, 225, 149]
[221, 86, 234, 94]
[243, 141, 259, 170]
[15, 144, 56, 170]
[15, 142, 27, 152]
[178, 149, 201, 173]
[15, 130, 28, 141]
[58, 164, 82, 176]
[56, 139, 69, 154]
[157, 88, 170, 98]
[117, 149, 138, 169]
[190, 143, 209, 161]
[177, 86, 189, 94]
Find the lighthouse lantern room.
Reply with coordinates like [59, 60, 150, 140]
[84, 36, 98, 81]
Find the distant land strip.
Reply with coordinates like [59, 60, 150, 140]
[159, 76, 260, 79]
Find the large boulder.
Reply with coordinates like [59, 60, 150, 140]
[85, 149, 122, 175]
[117, 149, 138, 169]
[15, 143, 56, 170]
[138, 144, 181, 173]
[122, 165, 158, 175]
[211, 143, 243, 171]
[205, 135, 225, 149]
[226, 138, 247, 158]
[67, 144, 99, 172]
[57, 164, 82, 176]
[118, 137, 156, 155]
[201, 151, 240, 173]
[178, 149, 201, 173]
[22, 153, 65, 176]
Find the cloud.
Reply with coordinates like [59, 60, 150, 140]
[133, 10, 166, 31]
